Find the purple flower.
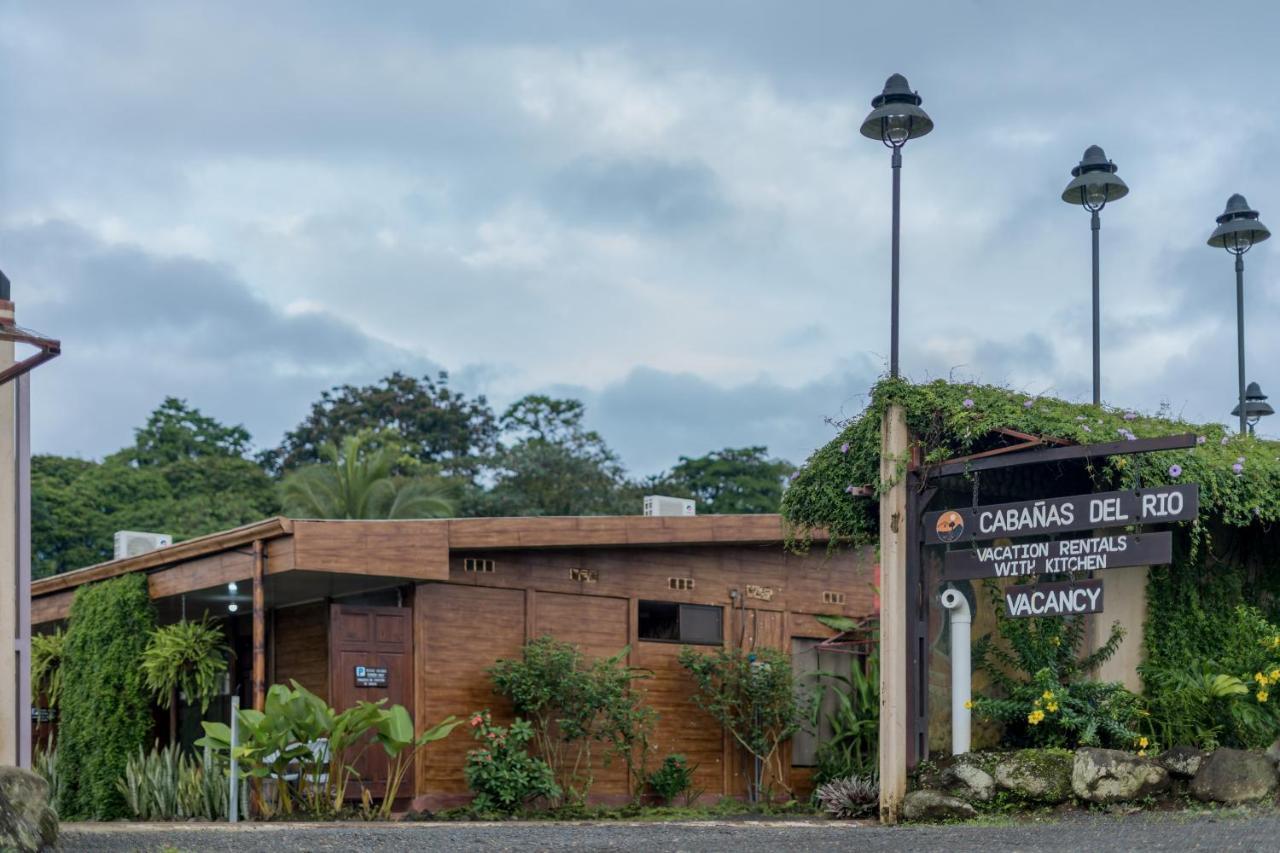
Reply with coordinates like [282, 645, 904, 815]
[1237, 456, 1246, 464]
[1196, 435, 1206, 445]
[1222, 436, 1231, 446]
[1023, 399, 1034, 409]
[1123, 412, 1137, 421]
[1233, 462, 1244, 474]
[1125, 432, 1137, 441]
[1168, 464, 1182, 478]
[840, 442, 850, 454]
[789, 471, 801, 481]
[1081, 425, 1092, 433]
[962, 398, 974, 409]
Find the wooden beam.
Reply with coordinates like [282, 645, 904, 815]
[253, 539, 266, 712]
[921, 433, 1198, 479]
[878, 404, 909, 824]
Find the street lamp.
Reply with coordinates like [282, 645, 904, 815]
[1231, 381, 1274, 435]
[1208, 194, 1271, 434]
[860, 73, 933, 378]
[1061, 145, 1129, 406]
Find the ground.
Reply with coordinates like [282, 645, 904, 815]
[59, 810, 1280, 851]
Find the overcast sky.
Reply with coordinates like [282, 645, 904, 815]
[2, 1, 1278, 475]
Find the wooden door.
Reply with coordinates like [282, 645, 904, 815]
[328, 603, 413, 796]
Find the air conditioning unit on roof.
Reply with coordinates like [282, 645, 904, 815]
[643, 495, 696, 517]
[114, 531, 173, 560]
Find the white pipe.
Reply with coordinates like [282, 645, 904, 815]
[940, 587, 972, 755]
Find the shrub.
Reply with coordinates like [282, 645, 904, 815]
[678, 645, 813, 802]
[647, 754, 696, 805]
[970, 581, 1145, 751]
[810, 647, 879, 784]
[58, 573, 156, 819]
[463, 711, 560, 813]
[116, 742, 228, 821]
[814, 774, 879, 819]
[488, 636, 653, 805]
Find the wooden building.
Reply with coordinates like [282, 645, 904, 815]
[30, 514, 877, 807]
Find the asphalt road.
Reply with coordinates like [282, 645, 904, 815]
[58, 812, 1280, 852]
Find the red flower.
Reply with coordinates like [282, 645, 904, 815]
[470, 714, 483, 728]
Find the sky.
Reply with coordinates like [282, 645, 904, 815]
[2, 1, 1278, 476]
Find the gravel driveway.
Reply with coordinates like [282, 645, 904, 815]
[59, 811, 1280, 852]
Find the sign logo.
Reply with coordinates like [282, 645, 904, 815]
[935, 510, 964, 543]
[355, 666, 366, 677]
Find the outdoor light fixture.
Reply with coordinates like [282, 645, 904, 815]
[860, 73, 933, 378]
[1208, 194, 1271, 434]
[1231, 381, 1274, 435]
[227, 581, 238, 593]
[228, 603, 239, 613]
[1061, 145, 1129, 407]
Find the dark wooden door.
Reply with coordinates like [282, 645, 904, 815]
[328, 603, 413, 796]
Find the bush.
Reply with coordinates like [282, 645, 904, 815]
[116, 742, 228, 821]
[678, 645, 812, 802]
[814, 774, 878, 819]
[647, 754, 696, 805]
[810, 647, 879, 785]
[57, 573, 156, 819]
[463, 711, 560, 813]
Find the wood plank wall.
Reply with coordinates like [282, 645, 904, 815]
[411, 543, 876, 806]
[271, 602, 329, 700]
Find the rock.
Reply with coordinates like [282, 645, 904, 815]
[0, 767, 58, 853]
[903, 789, 978, 822]
[1071, 748, 1170, 804]
[1190, 748, 1278, 804]
[1159, 746, 1208, 779]
[1266, 738, 1280, 766]
[941, 762, 995, 802]
[993, 749, 1074, 803]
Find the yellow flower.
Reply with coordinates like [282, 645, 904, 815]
[1137, 749, 1147, 757]
[1046, 702, 1059, 713]
[1258, 690, 1269, 703]
[1042, 690, 1056, 701]
[1270, 668, 1280, 682]
[1027, 709, 1045, 725]
[963, 700, 973, 709]
[1049, 636, 1061, 647]
[1256, 672, 1267, 684]
[1137, 736, 1149, 749]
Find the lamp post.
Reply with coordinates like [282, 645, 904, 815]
[860, 74, 933, 378]
[1231, 381, 1274, 435]
[1061, 146, 1128, 407]
[1208, 194, 1271, 435]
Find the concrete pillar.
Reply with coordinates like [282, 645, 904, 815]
[878, 403, 909, 824]
[1091, 565, 1147, 692]
[0, 297, 16, 765]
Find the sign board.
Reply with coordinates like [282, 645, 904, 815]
[1004, 578, 1104, 618]
[942, 531, 1171, 580]
[30, 708, 56, 724]
[354, 665, 388, 689]
[923, 484, 1198, 545]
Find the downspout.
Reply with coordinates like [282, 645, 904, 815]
[939, 587, 971, 755]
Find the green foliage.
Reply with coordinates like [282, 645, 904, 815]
[30, 627, 65, 710]
[372, 705, 464, 820]
[280, 431, 459, 519]
[58, 573, 156, 819]
[814, 774, 879, 819]
[651, 447, 793, 515]
[261, 371, 498, 480]
[678, 645, 812, 802]
[488, 636, 654, 805]
[141, 616, 231, 714]
[810, 648, 879, 784]
[123, 397, 252, 467]
[646, 754, 696, 805]
[116, 742, 228, 821]
[970, 582, 1145, 750]
[463, 711, 561, 813]
[33, 744, 61, 808]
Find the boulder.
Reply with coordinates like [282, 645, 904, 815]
[1071, 748, 1169, 804]
[0, 767, 58, 853]
[993, 749, 1074, 803]
[941, 762, 995, 802]
[1266, 738, 1280, 767]
[903, 789, 978, 822]
[1190, 748, 1278, 804]
[1159, 746, 1208, 779]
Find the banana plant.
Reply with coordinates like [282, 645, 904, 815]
[372, 706, 462, 819]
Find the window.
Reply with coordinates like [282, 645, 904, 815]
[463, 558, 495, 573]
[638, 601, 722, 645]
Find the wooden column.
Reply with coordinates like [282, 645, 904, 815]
[252, 539, 266, 712]
[878, 403, 910, 824]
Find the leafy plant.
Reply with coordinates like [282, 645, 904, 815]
[57, 573, 156, 819]
[488, 636, 653, 805]
[141, 615, 231, 743]
[809, 648, 879, 784]
[814, 774, 879, 819]
[646, 754, 696, 805]
[463, 711, 560, 813]
[678, 646, 812, 802]
[33, 744, 61, 807]
[30, 627, 65, 711]
[371, 705, 463, 819]
[116, 742, 229, 821]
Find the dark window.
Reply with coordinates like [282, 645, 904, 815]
[638, 600, 722, 645]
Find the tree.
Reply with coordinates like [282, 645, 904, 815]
[280, 432, 459, 519]
[123, 397, 252, 467]
[262, 371, 497, 480]
[481, 395, 634, 516]
[657, 446, 793, 515]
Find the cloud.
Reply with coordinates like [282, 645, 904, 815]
[544, 156, 728, 232]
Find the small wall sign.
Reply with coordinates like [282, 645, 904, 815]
[1004, 578, 1104, 618]
[745, 584, 774, 601]
[354, 665, 388, 688]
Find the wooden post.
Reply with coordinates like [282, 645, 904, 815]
[878, 403, 910, 824]
[252, 539, 266, 712]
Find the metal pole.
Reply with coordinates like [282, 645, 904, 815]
[229, 694, 240, 823]
[16, 373, 31, 769]
[1091, 209, 1101, 407]
[890, 148, 902, 378]
[1236, 254, 1247, 435]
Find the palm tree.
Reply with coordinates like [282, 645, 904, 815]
[280, 433, 458, 519]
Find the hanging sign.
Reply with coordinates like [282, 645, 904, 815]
[354, 665, 388, 688]
[923, 484, 1197, 545]
[1004, 578, 1104, 618]
[942, 531, 1172, 580]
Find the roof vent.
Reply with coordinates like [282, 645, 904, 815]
[113, 531, 173, 560]
[643, 495, 696, 517]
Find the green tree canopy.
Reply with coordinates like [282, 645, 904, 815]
[262, 371, 498, 480]
[122, 397, 252, 466]
[656, 446, 793, 515]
